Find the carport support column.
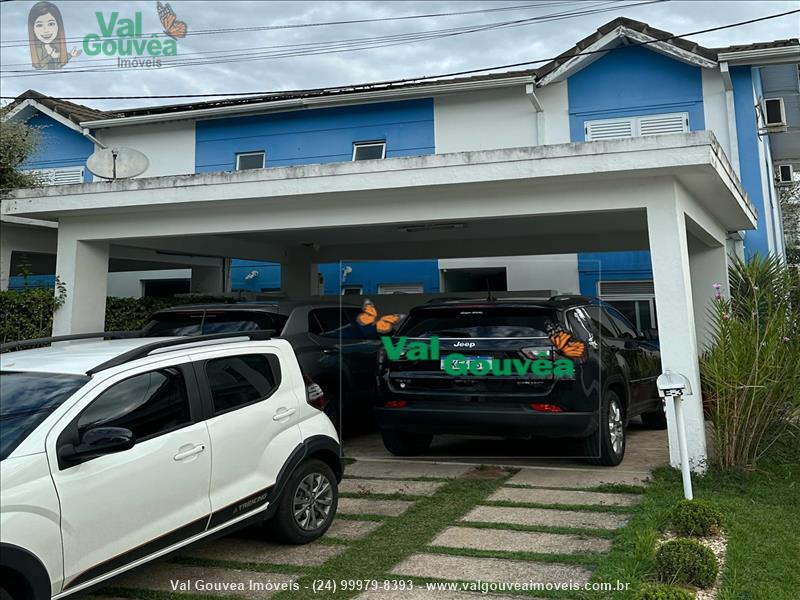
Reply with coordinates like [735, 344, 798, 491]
[52, 233, 109, 336]
[647, 201, 708, 472]
[281, 249, 318, 298]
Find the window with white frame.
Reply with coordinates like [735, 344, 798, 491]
[352, 141, 386, 161]
[585, 113, 689, 141]
[235, 151, 265, 170]
[24, 166, 84, 185]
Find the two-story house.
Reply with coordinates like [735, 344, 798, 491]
[2, 18, 798, 468]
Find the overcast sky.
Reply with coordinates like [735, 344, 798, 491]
[1, 0, 798, 110]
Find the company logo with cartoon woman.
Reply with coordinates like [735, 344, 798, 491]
[28, 1, 81, 70]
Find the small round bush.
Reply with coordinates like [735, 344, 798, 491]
[669, 499, 723, 536]
[636, 583, 694, 600]
[656, 538, 718, 588]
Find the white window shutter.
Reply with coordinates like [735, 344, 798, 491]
[638, 113, 689, 136]
[585, 118, 635, 141]
[24, 166, 84, 185]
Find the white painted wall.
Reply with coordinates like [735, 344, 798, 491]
[701, 69, 732, 161]
[439, 255, 580, 294]
[434, 86, 537, 153]
[94, 121, 196, 178]
[107, 269, 191, 298]
[537, 80, 571, 144]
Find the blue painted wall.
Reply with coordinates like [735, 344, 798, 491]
[230, 260, 440, 295]
[21, 113, 94, 182]
[213, 99, 440, 293]
[569, 46, 705, 290]
[196, 98, 435, 172]
[568, 45, 705, 142]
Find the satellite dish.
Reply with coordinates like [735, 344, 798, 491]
[86, 147, 149, 180]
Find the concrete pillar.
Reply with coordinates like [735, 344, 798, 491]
[281, 249, 318, 298]
[52, 233, 109, 335]
[689, 238, 730, 350]
[190, 263, 224, 294]
[647, 200, 708, 472]
[0, 237, 11, 292]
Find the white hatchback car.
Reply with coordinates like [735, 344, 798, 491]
[0, 332, 342, 600]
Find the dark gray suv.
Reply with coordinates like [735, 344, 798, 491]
[142, 301, 381, 433]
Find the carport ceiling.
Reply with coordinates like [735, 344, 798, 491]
[127, 209, 650, 262]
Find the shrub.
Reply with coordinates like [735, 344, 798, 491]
[656, 538, 718, 589]
[669, 499, 723, 537]
[636, 583, 694, 600]
[700, 255, 800, 469]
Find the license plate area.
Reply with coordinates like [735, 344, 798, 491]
[440, 355, 494, 373]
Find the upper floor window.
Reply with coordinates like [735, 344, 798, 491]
[236, 151, 265, 170]
[24, 166, 84, 185]
[585, 113, 689, 142]
[352, 141, 386, 161]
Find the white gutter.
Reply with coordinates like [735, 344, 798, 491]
[80, 75, 536, 128]
[525, 82, 545, 146]
[717, 45, 800, 66]
[719, 61, 741, 176]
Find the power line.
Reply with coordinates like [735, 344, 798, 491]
[0, 1, 585, 47]
[0, 1, 659, 77]
[1, 8, 796, 100]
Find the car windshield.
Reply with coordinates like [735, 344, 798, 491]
[142, 310, 286, 336]
[0, 371, 89, 460]
[399, 306, 556, 338]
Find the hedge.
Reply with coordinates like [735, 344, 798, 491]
[1, 288, 232, 343]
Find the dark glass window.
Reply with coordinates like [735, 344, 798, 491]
[78, 368, 190, 441]
[353, 142, 386, 161]
[236, 152, 265, 170]
[583, 306, 617, 340]
[309, 308, 377, 339]
[143, 310, 282, 336]
[206, 355, 277, 414]
[1, 371, 88, 460]
[399, 307, 555, 338]
[604, 305, 639, 338]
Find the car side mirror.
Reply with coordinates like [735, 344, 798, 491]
[61, 427, 136, 464]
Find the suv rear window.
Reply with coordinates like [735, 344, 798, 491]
[143, 310, 286, 336]
[1, 371, 89, 460]
[398, 306, 555, 338]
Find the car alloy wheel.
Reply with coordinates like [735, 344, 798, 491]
[293, 472, 333, 531]
[608, 397, 624, 455]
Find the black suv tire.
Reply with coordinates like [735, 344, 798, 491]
[265, 459, 338, 544]
[381, 429, 432, 456]
[640, 404, 668, 429]
[583, 390, 625, 466]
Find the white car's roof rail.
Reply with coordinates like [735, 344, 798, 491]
[0, 330, 142, 353]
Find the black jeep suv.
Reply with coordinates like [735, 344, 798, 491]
[375, 296, 665, 465]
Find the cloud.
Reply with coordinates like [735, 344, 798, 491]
[1, 0, 797, 110]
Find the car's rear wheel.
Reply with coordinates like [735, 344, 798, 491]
[583, 390, 625, 466]
[640, 403, 668, 429]
[265, 459, 338, 544]
[0, 587, 14, 600]
[380, 429, 433, 456]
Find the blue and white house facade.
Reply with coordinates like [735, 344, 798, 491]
[3, 18, 798, 469]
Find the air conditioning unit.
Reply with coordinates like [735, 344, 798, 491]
[777, 164, 794, 185]
[763, 98, 786, 128]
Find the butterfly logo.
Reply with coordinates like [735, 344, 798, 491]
[157, 1, 187, 39]
[356, 300, 402, 334]
[545, 321, 586, 359]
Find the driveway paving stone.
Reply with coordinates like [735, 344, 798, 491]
[345, 460, 471, 480]
[340, 478, 445, 496]
[431, 526, 611, 554]
[391, 553, 591, 586]
[463, 505, 629, 530]
[180, 537, 346, 566]
[338, 497, 415, 517]
[326, 517, 383, 540]
[507, 467, 649, 488]
[491, 486, 642, 507]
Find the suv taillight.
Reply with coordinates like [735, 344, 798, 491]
[303, 374, 326, 410]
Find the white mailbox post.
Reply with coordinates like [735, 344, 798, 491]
[657, 371, 694, 500]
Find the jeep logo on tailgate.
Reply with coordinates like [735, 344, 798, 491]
[452, 341, 476, 348]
